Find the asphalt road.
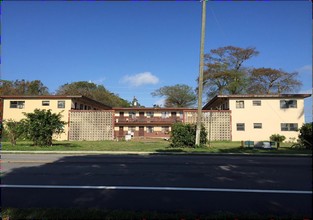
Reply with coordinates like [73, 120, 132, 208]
[1, 153, 312, 217]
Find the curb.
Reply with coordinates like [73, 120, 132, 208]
[1, 150, 312, 157]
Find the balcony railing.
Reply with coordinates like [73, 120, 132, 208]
[115, 116, 183, 124]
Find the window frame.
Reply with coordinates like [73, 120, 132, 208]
[236, 123, 245, 131]
[281, 123, 298, 131]
[236, 101, 245, 109]
[146, 126, 154, 133]
[42, 100, 50, 106]
[10, 101, 25, 109]
[252, 100, 261, 106]
[280, 100, 297, 109]
[253, 123, 262, 129]
[58, 101, 66, 109]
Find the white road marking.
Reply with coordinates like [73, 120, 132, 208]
[1, 184, 312, 194]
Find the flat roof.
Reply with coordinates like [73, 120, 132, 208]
[203, 93, 312, 109]
[0, 95, 112, 109]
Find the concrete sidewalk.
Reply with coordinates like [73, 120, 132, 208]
[1, 150, 311, 157]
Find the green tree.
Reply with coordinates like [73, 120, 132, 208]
[21, 109, 66, 146]
[0, 79, 49, 95]
[56, 81, 130, 107]
[270, 134, 286, 149]
[202, 46, 259, 99]
[247, 68, 302, 94]
[151, 84, 197, 107]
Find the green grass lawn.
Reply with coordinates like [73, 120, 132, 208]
[1, 139, 312, 155]
[3, 207, 306, 220]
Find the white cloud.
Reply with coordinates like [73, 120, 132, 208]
[89, 77, 106, 85]
[122, 72, 159, 87]
[298, 89, 312, 94]
[154, 98, 165, 107]
[296, 65, 312, 74]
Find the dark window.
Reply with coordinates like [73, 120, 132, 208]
[58, 101, 65, 108]
[281, 123, 298, 131]
[129, 112, 136, 119]
[10, 101, 25, 109]
[236, 123, 245, 131]
[236, 101, 244, 109]
[147, 126, 154, 133]
[252, 100, 261, 106]
[146, 112, 154, 117]
[280, 100, 297, 109]
[253, 123, 262, 129]
[42, 101, 50, 106]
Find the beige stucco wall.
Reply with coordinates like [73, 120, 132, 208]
[229, 98, 304, 142]
[2, 99, 72, 140]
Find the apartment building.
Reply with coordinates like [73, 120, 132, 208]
[0, 94, 310, 142]
[113, 107, 187, 139]
[0, 95, 111, 140]
[203, 94, 311, 141]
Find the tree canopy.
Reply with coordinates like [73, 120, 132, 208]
[151, 84, 197, 108]
[201, 46, 302, 100]
[55, 81, 130, 107]
[0, 79, 49, 95]
[247, 68, 302, 94]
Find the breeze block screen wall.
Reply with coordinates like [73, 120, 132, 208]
[69, 110, 114, 141]
[184, 110, 231, 141]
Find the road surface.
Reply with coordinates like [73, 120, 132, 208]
[1, 153, 312, 217]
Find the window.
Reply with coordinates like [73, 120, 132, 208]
[252, 100, 261, 106]
[58, 101, 65, 108]
[179, 112, 184, 119]
[253, 123, 262, 129]
[129, 112, 136, 119]
[147, 126, 154, 133]
[280, 100, 297, 109]
[281, 123, 298, 131]
[79, 104, 84, 110]
[236, 101, 244, 109]
[10, 101, 25, 109]
[236, 123, 245, 131]
[42, 101, 50, 106]
[128, 126, 136, 132]
[146, 112, 154, 118]
[162, 126, 170, 134]
[162, 112, 170, 118]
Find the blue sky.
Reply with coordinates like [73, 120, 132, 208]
[1, 1, 312, 121]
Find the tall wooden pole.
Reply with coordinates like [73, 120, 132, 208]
[195, 0, 206, 146]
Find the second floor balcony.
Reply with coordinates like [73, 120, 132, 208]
[115, 116, 183, 125]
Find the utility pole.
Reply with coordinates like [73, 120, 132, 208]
[195, 0, 206, 146]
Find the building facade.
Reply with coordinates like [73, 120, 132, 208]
[113, 108, 186, 139]
[0, 95, 111, 140]
[203, 94, 311, 142]
[0, 94, 311, 142]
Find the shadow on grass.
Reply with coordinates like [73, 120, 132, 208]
[155, 148, 185, 153]
[51, 142, 80, 148]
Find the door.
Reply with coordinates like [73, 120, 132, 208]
[119, 126, 124, 137]
[139, 112, 145, 122]
[139, 126, 144, 137]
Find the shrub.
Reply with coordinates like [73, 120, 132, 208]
[270, 134, 286, 149]
[293, 123, 312, 150]
[170, 123, 207, 148]
[21, 109, 66, 146]
[3, 119, 24, 145]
